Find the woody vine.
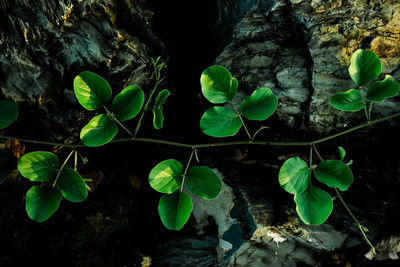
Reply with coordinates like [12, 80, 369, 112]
[1, 50, 399, 254]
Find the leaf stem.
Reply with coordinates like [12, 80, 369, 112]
[52, 149, 75, 187]
[335, 188, 376, 255]
[252, 126, 268, 141]
[103, 106, 134, 136]
[180, 149, 195, 192]
[232, 103, 252, 140]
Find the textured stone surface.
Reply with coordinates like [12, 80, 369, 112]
[215, 0, 400, 133]
[0, 0, 164, 140]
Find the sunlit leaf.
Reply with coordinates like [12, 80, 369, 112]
[314, 160, 353, 191]
[0, 100, 19, 129]
[279, 157, 310, 194]
[330, 89, 366, 111]
[348, 49, 381, 86]
[25, 185, 63, 222]
[18, 151, 59, 182]
[158, 191, 193, 230]
[153, 107, 164, 130]
[111, 85, 144, 121]
[186, 166, 222, 199]
[80, 114, 118, 147]
[240, 88, 278, 121]
[74, 71, 112, 110]
[366, 75, 400, 102]
[200, 65, 238, 104]
[149, 159, 183, 194]
[294, 185, 333, 225]
[200, 106, 241, 137]
[56, 167, 88, 202]
[338, 146, 346, 161]
[155, 89, 171, 106]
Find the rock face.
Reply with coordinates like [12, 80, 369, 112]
[214, 0, 400, 133]
[0, 0, 164, 140]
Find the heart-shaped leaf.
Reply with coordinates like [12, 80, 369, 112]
[330, 89, 366, 111]
[111, 85, 144, 121]
[200, 106, 242, 137]
[158, 191, 193, 230]
[149, 159, 183, 194]
[294, 185, 333, 225]
[348, 49, 381, 86]
[314, 160, 353, 191]
[366, 75, 400, 102]
[25, 185, 63, 222]
[155, 89, 171, 106]
[200, 65, 238, 104]
[0, 100, 19, 129]
[18, 151, 59, 182]
[240, 88, 278, 121]
[80, 114, 118, 147]
[152, 107, 164, 130]
[186, 166, 222, 199]
[74, 71, 112, 111]
[279, 157, 310, 194]
[56, 167, 88, 202]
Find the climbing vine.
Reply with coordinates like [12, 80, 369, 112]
[1, 50, 399, 254]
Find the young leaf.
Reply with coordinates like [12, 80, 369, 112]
[152, 107, 164, 130]
[149, 159, 183, 194]
[0, 100, 19, 129]
[366, 75, 400, 102]
[338, 146, 346, 161]
[18, 151, 59, 182]
[186, 166, 222, 199]
[80, 114, 118, 147]
[330, 89, 366, 111]
[240, 88, 278, 121]
[200, 106, 242, 137]
[155, 89, 171, 106]
[56, 167, 88, 202]
[200, 65, 238, 104]
[74, 71, 112, 111]
[25, 185, 63, 222]
[348, 49, 381, 86]
[314, 160, 354, 191]
[111, 85, 144, 121]
[278, 157, 310, 194]
[158, 191, 193, 230]
[294, 185, 333, 225]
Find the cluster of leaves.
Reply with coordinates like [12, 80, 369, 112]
[200, 65, 278, 137]
[330, 49, 400, 116]
[18, 151, 88, 222]
[148, 159, 221, 230]
[279, 147, 353, 225]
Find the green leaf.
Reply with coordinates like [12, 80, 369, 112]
[313, 160, 354, 191]
[56, 167, 88, 202]
[152, 107, 164, 130]
[366, 75, 400, 102]
[74, 71, 112, 111]
[294, 185, 333, 225]
[186, 166, 222, 199]
[0, 100, 19, 129]
[18, 151, 59, 182]
[25, 185, 63, 222]
[240, 88, 278, 121]
[200, 65, 238, 104]
[111, 85, 144, 121]
[158, 191, 193, 230]
[330, 89, 366, 111]
[348, 49, 381, 86]
[149, 159, 183, 194]
[338, 146, 346, 161]
[80, 114, 118, 147]
[155, 89, 171, 106]
[278, 157, 310, 194]
[200, 106, 242, 137]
